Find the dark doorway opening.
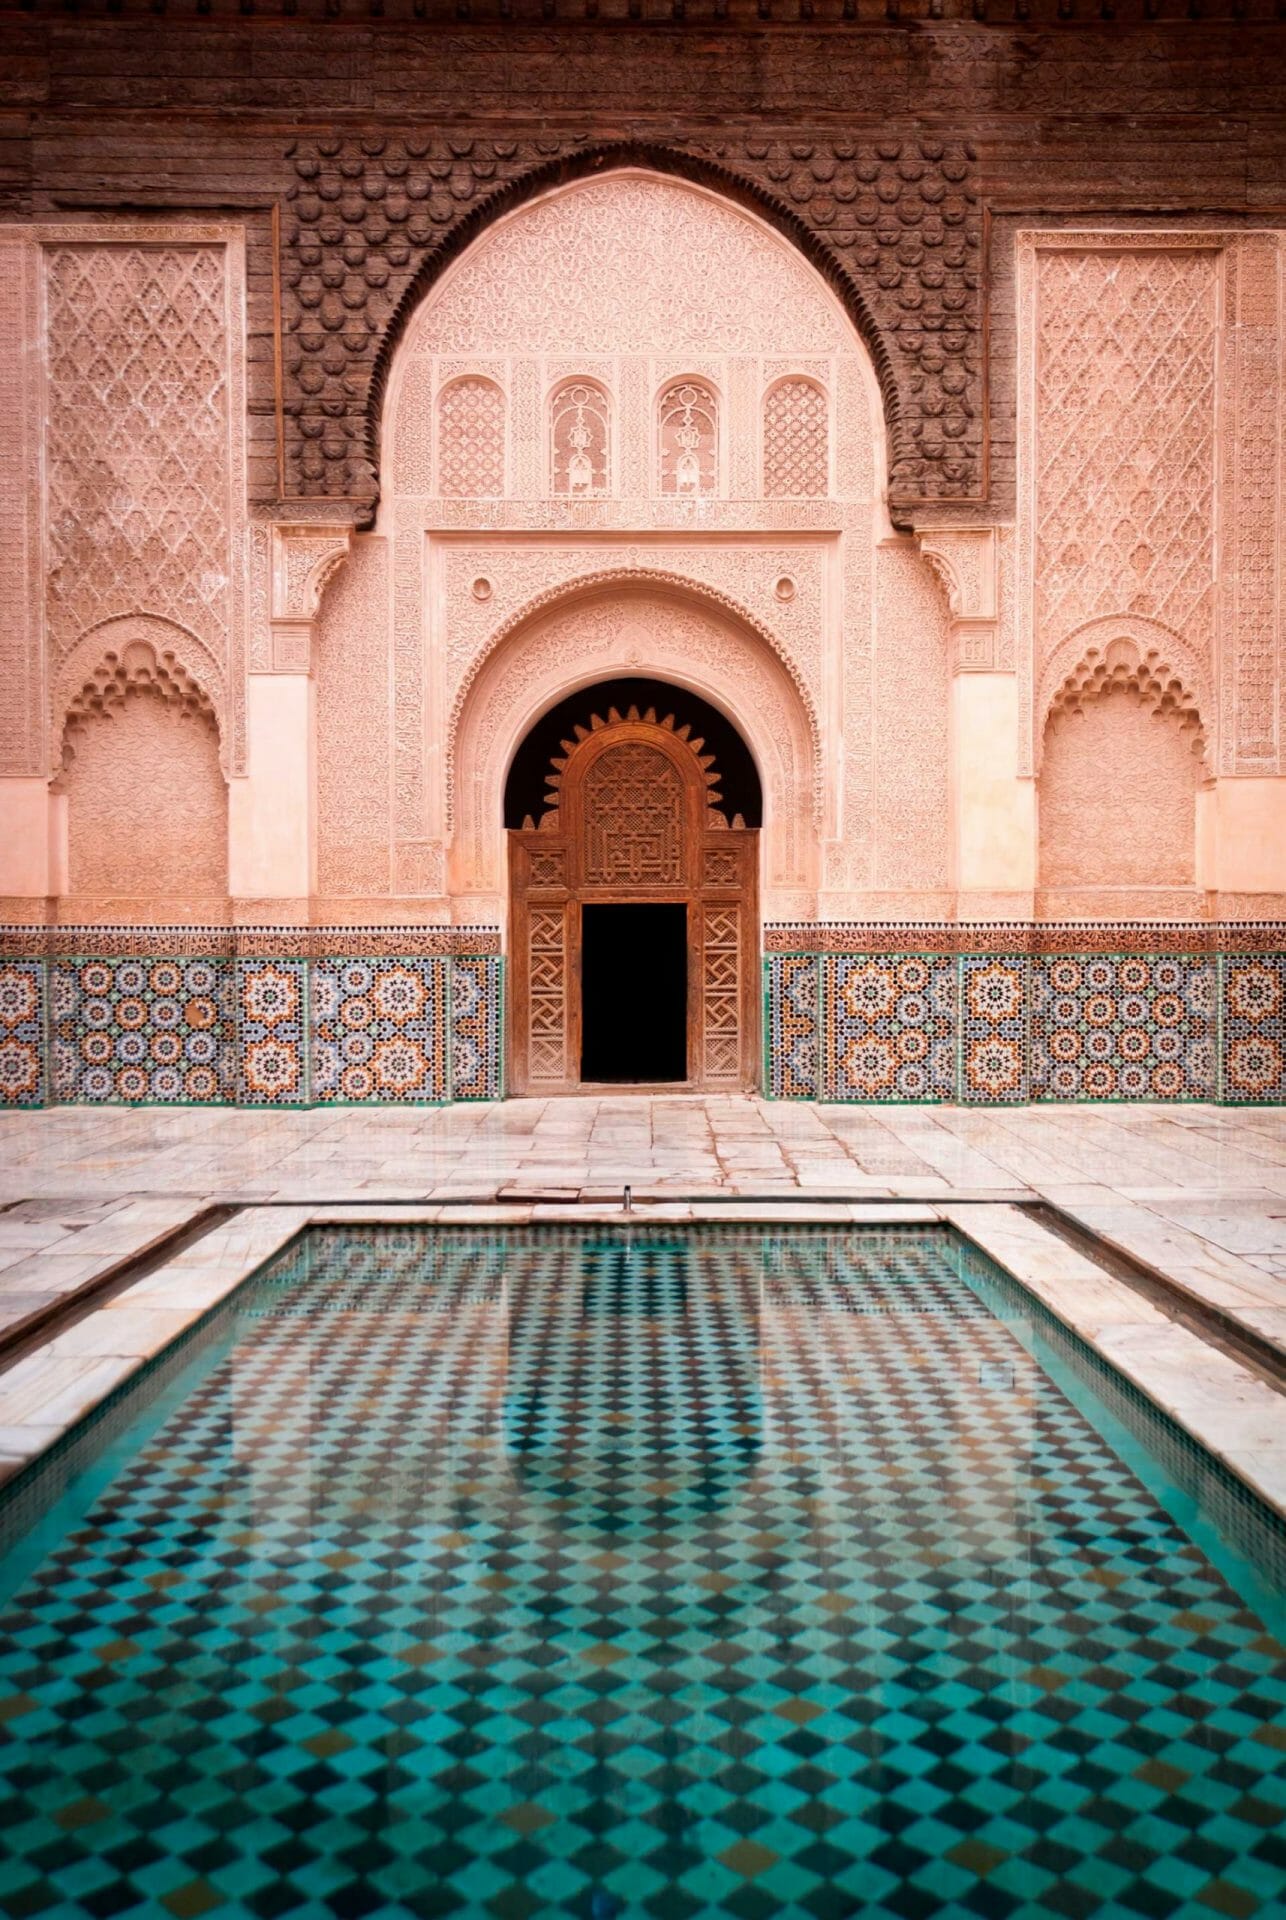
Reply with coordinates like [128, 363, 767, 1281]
[580, 903, 687, 1083]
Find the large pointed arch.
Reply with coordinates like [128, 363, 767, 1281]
[365, 141, 902, 508]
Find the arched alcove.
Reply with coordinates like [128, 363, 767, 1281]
[1039, 690, 1201, 894]
[448, 584, 818, 909]
[56, 625, 229, 907]
[62, 687, 227, 903]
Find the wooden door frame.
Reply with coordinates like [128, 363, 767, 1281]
[508, 716, 760, 1096]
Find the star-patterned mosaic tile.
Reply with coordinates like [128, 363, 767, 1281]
[312, 956, 450, 1104]
[0, 959, 46, 1108]
[49, 956, 235, 1105]
[1222, 955, 1286, 1104]
[823, 953, 956, 1101]
[1032, 954, 1216, 1102]
[2, 1224, 1282, 1920]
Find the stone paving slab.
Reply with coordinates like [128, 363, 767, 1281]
[0, 1098, 1283, 1494]
[0, 1196, 213, 1347]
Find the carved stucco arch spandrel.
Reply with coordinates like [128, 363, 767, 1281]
[449, 585, 820, 904]
[448, 565, 822, 806]
[52, 616, 228, 777]
[280, 136, 982, 513]
[1037, 615, 1214, 775]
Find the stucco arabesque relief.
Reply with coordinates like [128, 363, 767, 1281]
[32, 226, 249, 778]
[1015, 228, 1284, 780]
[279, 134, 982, 511]
[436, 537, 831, 732]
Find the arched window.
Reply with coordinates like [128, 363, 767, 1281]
[549, 380, 610, 497]
[436, 376, 505, 497]
[658, 379, 718, 496]
[763, 377, 829, 497]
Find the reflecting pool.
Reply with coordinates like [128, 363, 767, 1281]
[1, 1225, 1283, 1919]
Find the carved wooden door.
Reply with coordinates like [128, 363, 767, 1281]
[509, 708, 758, 1094]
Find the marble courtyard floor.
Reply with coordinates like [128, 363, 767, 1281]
[1, 1097, 1284, 1510]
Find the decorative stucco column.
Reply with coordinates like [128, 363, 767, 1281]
[917, 527, 1036, 916]
[228, 520, 354, 915]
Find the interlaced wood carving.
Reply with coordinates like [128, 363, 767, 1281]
[583, 745, 684, 885]
[508, 701, 757, 1094]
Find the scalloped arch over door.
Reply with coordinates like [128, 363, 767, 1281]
[509, 699, 758, 1094]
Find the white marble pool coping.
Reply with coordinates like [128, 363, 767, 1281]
[0, 1200, 1283, 1528]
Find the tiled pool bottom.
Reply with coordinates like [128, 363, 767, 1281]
[0, 1229, 1283, 1920]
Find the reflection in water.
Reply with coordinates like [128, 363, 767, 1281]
[0, 1225, 1282, 1920]
[505, 1235, 762, 1532]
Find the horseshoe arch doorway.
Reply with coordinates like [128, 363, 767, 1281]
[506, 678, 762, 1094]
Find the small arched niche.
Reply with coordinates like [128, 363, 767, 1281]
[1038, 641, 1206, 900]
[60, 661, 227, 905]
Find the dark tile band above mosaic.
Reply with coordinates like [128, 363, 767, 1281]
[764, 920, 1286, 956]
[0, 924, 503, 959]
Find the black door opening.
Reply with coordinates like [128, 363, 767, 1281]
[580, 903, 688, 1084]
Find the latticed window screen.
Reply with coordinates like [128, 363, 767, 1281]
[437, 377, 505, 497]
[550, 380, 610, 496]
[658, 380, 718, 496]
[763, 378, 829, 496]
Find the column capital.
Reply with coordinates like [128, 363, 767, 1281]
[266, 520, 358, 674]
[915, 526, 1000, 673]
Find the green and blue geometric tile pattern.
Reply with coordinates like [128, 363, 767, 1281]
[0, 1225, 1284, 1920]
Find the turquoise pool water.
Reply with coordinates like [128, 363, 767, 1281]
[0, 1225, 1283, 1920]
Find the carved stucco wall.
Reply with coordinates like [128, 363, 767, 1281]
[872, 542, 950, 899]
[63, 690, 228, 903]
[1017, 230, 1284, 783]
[359, 169, 931, 914]
[316, 537, 392, 899]
[0, 225, 248, 784]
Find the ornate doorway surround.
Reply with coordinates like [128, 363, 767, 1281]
[509, 704, 758, 1094]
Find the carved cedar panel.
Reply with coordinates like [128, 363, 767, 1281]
[525, 901, 569, 1088]
[702, 902, 742, 1086]
[583, 745, 684, 884]
[280, 136, 981, 506]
